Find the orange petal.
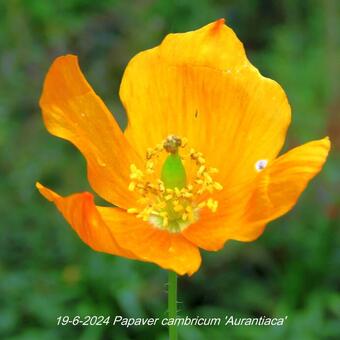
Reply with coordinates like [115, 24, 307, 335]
[183, 183, 255, 251]
[183, 137, 330, 250]
[240, 137, 331, 237]
[98, 207, 201, 275]
[120, 20, 291, 188]
[37, 182, 201, 275]
[40, 55, 141, 209]
[36, 182, 137, 259]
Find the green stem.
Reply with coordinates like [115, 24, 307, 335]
[168, 270, 178, 340]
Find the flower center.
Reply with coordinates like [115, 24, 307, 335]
[127, 135, 223, 233]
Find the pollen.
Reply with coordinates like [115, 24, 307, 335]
[127, 135, 223, 232]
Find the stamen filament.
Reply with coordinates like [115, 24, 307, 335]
[127, 135, 223, 232]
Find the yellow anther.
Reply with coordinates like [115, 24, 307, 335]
[127, 208, 138, 214]
[159, 211, 169, 227]
[129, 164, 144, 181]
[213, 182, 223, 190]
[198, 201, 206, 208]
[173, 204, 184, 212]
[130, 173, 137, 180]
[198, 165, 206, 175]
[186, 206, 194, 221]
[165, 194, 173, 201]
[157, 180, 165, 192]
[181, 213, 188, 221]
[174, 187, 181, 197]
[146, 148, 154, 159]
[146, 160, 154, 174]
[198, 157, 206, 164]
[189, 148, 196, 156]
[160, 202, 167, 209]
[182, 191, 193, 198]
[128, 182, 136, 191]
[207, 198, 218, 213]
[163, 217, 169, 227]
[138, 208, 151, 221]
[156, 144, 163, 152]
[204, 173, 213, 183]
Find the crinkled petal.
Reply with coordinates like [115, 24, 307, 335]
[183, 183, 254, 251]
[98, 207, 201, 275]
[37, 182, 201, 275]
[241, 137, 331, 236]
[40, 55, 141, 209]
[120, 19, 291, 188]
[183, 137, 330, 250]
[36, 182, 137, 259]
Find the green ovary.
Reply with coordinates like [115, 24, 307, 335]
[161, 153, 187, 190]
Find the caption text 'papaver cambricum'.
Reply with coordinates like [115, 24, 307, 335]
[57, 315, 288, 327]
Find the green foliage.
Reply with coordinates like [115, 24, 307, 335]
[0, 0, 339, 339]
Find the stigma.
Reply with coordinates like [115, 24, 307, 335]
[127, 135, 223, 232]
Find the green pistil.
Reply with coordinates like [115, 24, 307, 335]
[161, 153, 186, 189]
[160, 137, 188, 231]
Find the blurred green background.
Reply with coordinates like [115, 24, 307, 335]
[1, 0, 339, 339]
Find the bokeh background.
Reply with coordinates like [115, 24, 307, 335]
[1, 0, 339, 339]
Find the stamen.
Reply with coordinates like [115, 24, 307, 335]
[127, 135, 223, 232]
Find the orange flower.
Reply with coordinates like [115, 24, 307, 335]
[36, 20, 330, 276]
